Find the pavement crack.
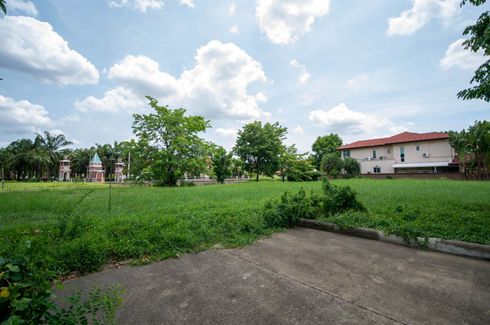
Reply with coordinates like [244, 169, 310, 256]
[223, 250, 408, 325]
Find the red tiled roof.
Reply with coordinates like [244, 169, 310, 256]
[337, 131, 449, 150]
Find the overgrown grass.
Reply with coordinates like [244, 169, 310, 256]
[0, 179, 489, 277]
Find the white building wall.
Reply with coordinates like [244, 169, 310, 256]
[343, 139, 454, 174]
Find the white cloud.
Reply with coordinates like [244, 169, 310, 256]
[215, 128, 238, 138]
[74, 87, 144, 113]
[290, 59, 310, 83]
[347, 73, 368, 87]
[108, 55, 180, 96]
[180, 0, 194, 8]
[309, 103, 392, 135]
[0, 95, 53, 136]
[387, 0, 459, 36]
[256, 0, 331, 44]
[229, 25, 239, 33]
[0, 16, 99, 85]
[7, 0, 38, 16]
[293, 126, 304, 135]
[108, 0, 193, 11]
[229, 2, 236, 15]
[440, 38, 486, 70]
[79, 41, 269, 120]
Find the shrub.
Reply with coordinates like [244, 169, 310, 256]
[262, 178, 365, 228]
[322, 178, 365, 215]
[342, 157, 361, 177]
[263, 189, 322, 228]
[0, 240, 122, 324]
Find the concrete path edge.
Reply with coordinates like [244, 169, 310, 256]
[297, 218, 490, 260]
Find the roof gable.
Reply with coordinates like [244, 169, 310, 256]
[338, 132, 449, 150]
[90, 152, 102, 164]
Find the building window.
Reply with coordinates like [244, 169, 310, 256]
[400, 147, 405, 162]
[343, 150, 350, 158]
[416, 145, 420, 151]
[373, 166, 381, 173]
[387, 148, 391, 154]
[372, 150, 376, 159]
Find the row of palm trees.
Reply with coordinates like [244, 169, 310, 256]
[0, 132, 135, 181]
[0, 132, 72, 181]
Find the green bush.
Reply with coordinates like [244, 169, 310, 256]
[342, 157, 361, 177]
[263, 189, 322, 228]
[0, 240, 122, 324]
[322, 178, 365, 215]
[262, 179, 365, 228]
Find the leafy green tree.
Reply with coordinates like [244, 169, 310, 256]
[342, 157, 361, 178]
[321, 152, 343, 177]
[458, 0, 490, 101]
[449, 120, 490, 178]
[211, 146, 232, 184]
[278, 145, 299, 182]
[35, 131, 73, 179]
[233, 121, 287, 182]
[230, 157, 244, 177]
[311, 134, 342, 169]
[132, 96, 210, 186]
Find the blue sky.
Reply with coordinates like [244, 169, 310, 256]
[0, 0, 488, 152]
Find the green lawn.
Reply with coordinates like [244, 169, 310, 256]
[0, 179, 489, 276]
[0, 181, 114, 191]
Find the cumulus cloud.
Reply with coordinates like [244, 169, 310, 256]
[229, 25, 239, 33]
[440, 38, 486, 70]
[347, 73, 368, 87]
[179, 0, 194, 8]
[256, 0, 330, 44]
[0, 95, 53, 136]
[309, 103, 392, 135]
[293, 126, 304, 135]
[290, 59, 310, 83]
[0, 16, 99, 85]
[7, 0, 38, 16]
[75, 87, 144, 113]
[229, 2, 236, 15]
[215, 128, 238, 138]
[387, 0, 459, 36]
[109, 0, 193, 11]
[78, 41, 269, 120]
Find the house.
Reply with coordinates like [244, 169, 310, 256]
[337, 131, 460, 174]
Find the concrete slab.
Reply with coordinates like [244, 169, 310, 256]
[62, 228, 490, 324]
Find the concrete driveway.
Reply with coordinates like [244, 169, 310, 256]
[63, 228, 490, 324]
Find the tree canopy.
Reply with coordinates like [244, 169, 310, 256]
[233, 121, 287, 182]
[458, 0, 490, 101]
[311, 134, 342, 169]
[132, 96, 210, 186]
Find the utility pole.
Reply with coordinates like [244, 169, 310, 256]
[127, 152, 131, 179]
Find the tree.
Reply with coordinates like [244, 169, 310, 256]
[211, 146, 232, 184]
[458, 0, 490, 102]
[233, 121, 287, 182]
[35, 131, 73, 179]
[449, 120, 489, 179]
[342, 157, 360, 177]
[311, 134, 342, 169]
[321, 152, 343, 177]
[278, 145, 299, 182]
[132, 96, 210, 186]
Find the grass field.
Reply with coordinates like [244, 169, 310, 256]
[1, 179, 489, 276]
[0, 181, 119, 191]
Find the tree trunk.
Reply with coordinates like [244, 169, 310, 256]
[256, 172, 259, 182]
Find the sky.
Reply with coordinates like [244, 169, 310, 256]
[0, 0, 489, 152]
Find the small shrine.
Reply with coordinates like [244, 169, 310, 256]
[115, 160, 125, 182]
[59, 157, 71, 182]
[87, 152, 105, 182]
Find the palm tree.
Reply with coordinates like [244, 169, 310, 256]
[35, 131, 73, 179]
